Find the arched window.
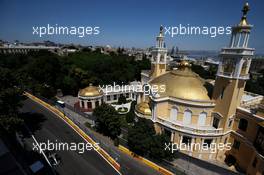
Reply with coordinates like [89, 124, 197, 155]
[198, 112, 207, 126]
[170, 107, 178, 122]
[183, 110, 192, 125]
[160, 55, 164, 62]
[240, 60, 248, 75]
[87, 102, 92, 109]
[223, 58, 235, 74]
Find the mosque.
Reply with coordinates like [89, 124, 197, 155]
[135, 3, 264, 174]
[76, 3, 264, 174]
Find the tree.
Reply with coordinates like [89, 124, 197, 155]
[118, 94, 127, 104]
[126, 101, 136, 123]
[128, 118, 155, 156]
[0, 115, 23, 135]
[0, 49, 152, 98]
[149, 134, 175, 161]
[0, 68, 24, 116]
[191, 64, 216, 79]
[61, 75, 78, 95]
[0, 67, 24, 134]
[94, 103, 121, 139]
[245, 69, 264, 96]
[128, 118, 175, 161]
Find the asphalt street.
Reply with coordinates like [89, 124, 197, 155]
[20, 98, 120, 175]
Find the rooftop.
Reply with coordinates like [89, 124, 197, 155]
[240, 91, 264, 116]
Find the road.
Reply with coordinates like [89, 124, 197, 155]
[20, 98, 120, 175]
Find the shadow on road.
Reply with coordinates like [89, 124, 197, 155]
[19, 112, 46, 135]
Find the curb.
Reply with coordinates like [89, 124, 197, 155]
[118, 145, 174, 175]
[24, 92, 121, 173]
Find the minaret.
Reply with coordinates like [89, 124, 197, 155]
[150, 25, 167, 79]
[212, 2, 254, 131]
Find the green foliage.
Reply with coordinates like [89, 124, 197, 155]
[191, 64, 217, 79]
[126, 101, 136, 123]
[94, 103, 121, 139]
[84, 122, 92, 128]
[0, 115, 23, 135]
[117, 107, 128, 113]
[0, 50, 151, 98]
[0, 68, 24, 116]
[245, 77, 264, 95]
[128, 118, 175, 161]
[114, 138, 119, 146]
[128, 118, 155, 156]
[244, 69, 264, 95]
[64, 51, 139, 85]
[27, 52, 61, 87]
[0, 67, 24, 134]
[118, 94, 127, 104]
[149, 133, 174, 161]
[61, 75, 78, 95]
[191, 64, 264, 96]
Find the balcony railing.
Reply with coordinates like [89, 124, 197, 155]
[220, 47, 254, 56]
[157, 117, 223, 136]
[217, 71, 249, 80]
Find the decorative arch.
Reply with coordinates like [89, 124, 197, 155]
[240, 59, 248, 75]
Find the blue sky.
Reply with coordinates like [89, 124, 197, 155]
[0, 0, 263, 53]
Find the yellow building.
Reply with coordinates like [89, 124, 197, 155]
[78, 83, 104, 112]
[135, 3, 264, 174]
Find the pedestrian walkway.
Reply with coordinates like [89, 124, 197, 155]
[170, 152, 239, 175]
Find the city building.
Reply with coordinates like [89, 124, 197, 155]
[135, 3, 264, 174]
[0, 45, 59, 54]
[76, 82, 139, 113]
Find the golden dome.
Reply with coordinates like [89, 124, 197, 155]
[149, 68, 211, 101]
[135, 101, 152, 116]
[79, 84, 103, 97]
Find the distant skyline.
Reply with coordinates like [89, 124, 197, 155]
[0, 0, 264, 53]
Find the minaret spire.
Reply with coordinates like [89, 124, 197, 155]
[239, 2, 250, 26]
[150, 25, 168, 78]
[159, 25, 164, 35]
[228, 2, 252, 48]
[156, 25, 165, 48]
[212, 2, 255, 130]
